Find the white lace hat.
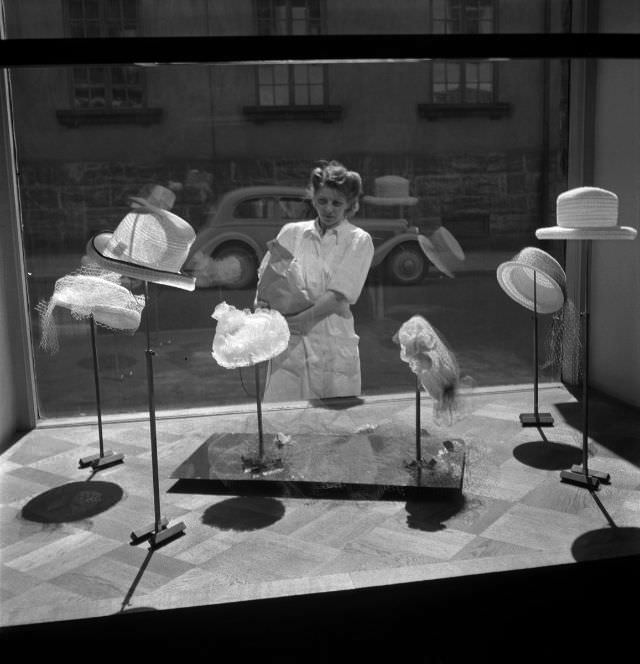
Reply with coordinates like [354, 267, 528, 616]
[363, 175, 418, 206]
[87, 207, 197, 290]
[536, 187, 637, 241]
[496, 247, 566, 315]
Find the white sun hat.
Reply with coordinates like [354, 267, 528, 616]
[536, 187, 637, 241]
[363, 175, 418, 206]
[496, 247, 566, 315]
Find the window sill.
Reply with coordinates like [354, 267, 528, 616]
[56, 108, 163, 127]
[243, 105, 343, 123]
[417, 102, 511, 120]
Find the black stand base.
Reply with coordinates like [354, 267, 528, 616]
[519, 412, 554, 427]
[130, 517, 186, 547]
[241, 454, 284, 476]
[570, 464, 611, 484]
[560, 469, 600, 490]
[79, 451, 124, 470]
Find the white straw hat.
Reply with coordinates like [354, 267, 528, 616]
[536, 187, 637, 241]
[87, 208, 197, 291]
[418, 226, 466, 278]
[496, 247, 566, 315]
[363, 175, 418, 206]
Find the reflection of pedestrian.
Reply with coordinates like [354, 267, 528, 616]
[258, 160, 374, 402]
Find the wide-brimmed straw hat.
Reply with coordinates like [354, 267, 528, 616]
[536, 187, 637, 241]
[418, 226, 466, 278]
[496, 247, 566, 315]
[363, 175, 418, 206]
[87, 207, 197, 291]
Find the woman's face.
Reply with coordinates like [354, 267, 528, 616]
[312, 186, 350, 228]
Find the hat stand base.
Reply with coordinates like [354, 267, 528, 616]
[560, 469, 600, 490]
[570, 464, 610, 484]
[79, 451, 124, 470]
[130, 518, 186, 548]
[519, 412, 554, 427]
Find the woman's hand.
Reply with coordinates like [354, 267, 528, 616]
[286, 310, 310, 336]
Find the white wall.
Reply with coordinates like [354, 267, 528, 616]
[590, 2, 640, 407]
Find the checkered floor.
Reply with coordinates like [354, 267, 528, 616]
[2, 383, 640, 631]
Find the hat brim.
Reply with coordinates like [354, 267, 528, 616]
[87, 233, 196, 291]
[430, 226, 466, 262]
[496, 261, 565, 314]
[536, 226, 637, 241]
[362, 196, 419, 206]
[418, 235, 455, 278]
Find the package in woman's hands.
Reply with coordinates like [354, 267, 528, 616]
[256, 239, 313, 315]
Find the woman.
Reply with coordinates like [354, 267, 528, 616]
[258, 160, 374, 402]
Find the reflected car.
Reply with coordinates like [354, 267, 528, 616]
[184, 185, 463, 289]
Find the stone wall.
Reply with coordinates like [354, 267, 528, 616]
[18, 148, 565, 255]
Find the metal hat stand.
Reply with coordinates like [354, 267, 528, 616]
[130, 281, 186, 547]
[519, 271, 554, 427]
[78, 314, 125, 470]
[560, 241, 610, 489]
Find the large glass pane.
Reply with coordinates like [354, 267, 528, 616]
[9, 53, 569, 420]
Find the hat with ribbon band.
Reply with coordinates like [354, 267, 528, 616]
[363, 175, 418, 206]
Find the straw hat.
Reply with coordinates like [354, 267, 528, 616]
[211, 302, 290, 369]
[536, 187, 637, 241]
[418, 226, 466, 278]
[363, 175, 418, 206]
[87, 208, 197, 291]
[37, 266, 146, 354]
[496, 247, 566, 315]
[129, 183, 176, 212]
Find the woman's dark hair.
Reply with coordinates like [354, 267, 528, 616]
[307, 160, 363, 205]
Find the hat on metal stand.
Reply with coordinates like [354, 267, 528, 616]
[37, 264, 146, 470]
[536, 186, 637, 489]
[210, 301, 290, 475]
[496, 246, 570, 427]
[87, 184, 196, 548]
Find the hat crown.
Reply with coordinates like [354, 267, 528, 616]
[105, 209, 195, 273]
[372, 175, 412, 199]
[557, 186, 618, 228]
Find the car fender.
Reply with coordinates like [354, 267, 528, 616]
[371, 232, 424, 268]
[190, 232, 265, 263]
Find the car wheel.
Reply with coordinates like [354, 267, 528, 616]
[385, 242, 429, 286]
[211, 243, 258, 290]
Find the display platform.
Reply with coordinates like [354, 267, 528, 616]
[170, 431, 465, 499]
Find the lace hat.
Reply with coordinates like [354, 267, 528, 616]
[536, 186, 637, 241]
[496, 247, 566, 315]
[37, 265, 145, 354]
[363, 175, 418, 206]
[87, 207, 197, 290]
[211, 301, 290, 369]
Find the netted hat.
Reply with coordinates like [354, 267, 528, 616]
[37, 265, 146, 354]
[393, 315, 462, 422]
[211, 301, 290, 369]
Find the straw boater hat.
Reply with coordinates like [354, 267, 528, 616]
[87, 200, 197, 291]
[418, 226, 466, 279]
[536, 186, 637, 241]
[363, 175, 418, 206]
[496, 247, 566, 315]
[37, 266, 146, 354]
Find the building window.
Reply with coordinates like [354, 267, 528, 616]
[65, 0, 144, 110]
[430, 0, 497, 104]
[255, 1, 326, 107]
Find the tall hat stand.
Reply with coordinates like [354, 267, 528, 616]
[78, 314, 125, 470]
[241, 362, 282, 474]
[520, 271, 554, 427]
[560, 241, 610, 489]
[130, 281, 186, 546]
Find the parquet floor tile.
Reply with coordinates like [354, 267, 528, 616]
[1, 384, 639, 630]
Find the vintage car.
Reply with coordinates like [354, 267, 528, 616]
[184, 185, 464, 289]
